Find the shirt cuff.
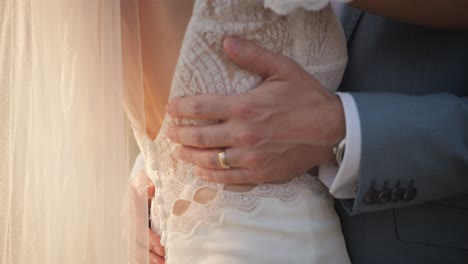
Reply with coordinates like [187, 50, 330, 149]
[319, 92, 361, 199]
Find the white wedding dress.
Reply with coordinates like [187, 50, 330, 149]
[134, 1, 351, 263]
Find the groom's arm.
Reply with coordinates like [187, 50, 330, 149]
[344, 93, 468, 214]
[331, 5, 468, 214]
[163, 37, 468, 215]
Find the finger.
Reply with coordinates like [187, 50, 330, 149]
[223, 36, 290, 79]
[168, 123, 232, 148]
[178, 146, 245, 169]
[178, 146, 225, 169]
[149, 252, 165, 264]
[166, 95, 235, 120]
[147, 176, 156, 201]
[131, 248, 159, 264]
[149, 229, 165, 257]
[194, 167, 255, 184]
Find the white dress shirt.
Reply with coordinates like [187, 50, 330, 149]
[319, 92, 361, 199]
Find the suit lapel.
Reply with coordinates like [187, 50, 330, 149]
[339, 5, 363, 43]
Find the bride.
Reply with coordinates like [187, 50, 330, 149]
[132, 0, 350, 263]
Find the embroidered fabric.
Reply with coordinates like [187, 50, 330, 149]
[264, 0, 352, 15]
[136, 0, 348, 240]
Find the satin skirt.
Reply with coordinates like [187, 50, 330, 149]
[166, 190, 351, 264]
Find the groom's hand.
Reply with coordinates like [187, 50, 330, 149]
[166, 37, 345, 184]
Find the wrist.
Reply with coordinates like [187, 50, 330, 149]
[323, 95, 346, 165]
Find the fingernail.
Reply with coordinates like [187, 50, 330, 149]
[154, 247, 163, 256]
[225, 37, 241, 52]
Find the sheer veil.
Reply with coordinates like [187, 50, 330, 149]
[0, 0, 149, 263]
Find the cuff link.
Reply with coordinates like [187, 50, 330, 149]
[332, 138, 346, 166]
[353, 182, 359, 194]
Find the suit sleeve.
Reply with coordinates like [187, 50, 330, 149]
[344, 92, 468, 214]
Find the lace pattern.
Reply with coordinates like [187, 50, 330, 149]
[167, 174, 328, 236]
[139, 0, 348, 239]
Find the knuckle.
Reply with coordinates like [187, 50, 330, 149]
[251, 176, 262, 184]
[242, 42, 261, 61]
[236, 129, 262, 146]
[245, 153, 262, 167]
[216, 173, 231, 183]
[191, 131, 205, 146]
[189, 99, 204, 116]
[233, 99, 256, 120]
[252, 170, 268, 183]
[278, 58, 297, 75]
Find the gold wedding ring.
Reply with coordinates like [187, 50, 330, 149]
[218, 150, 231, 169]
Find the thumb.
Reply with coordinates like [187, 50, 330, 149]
[223, 37, 287, 78]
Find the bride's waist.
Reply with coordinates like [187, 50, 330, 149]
[149, 139, 322, 195]
[152, 169, 324, 200]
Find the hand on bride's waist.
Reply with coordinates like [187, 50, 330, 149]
[165, 37, 345, 185]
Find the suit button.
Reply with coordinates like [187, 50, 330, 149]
[378, 181, 391, 203]
[365, 191, 379, 204]
[391, 181, 404, 201]
[403, 180, 417, 201]
[378, 191, 391, 203]
[391, 187, 404, 201]
[364, 181, 378, 204]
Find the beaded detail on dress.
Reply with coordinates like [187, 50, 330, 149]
[137, 0, 348, 241]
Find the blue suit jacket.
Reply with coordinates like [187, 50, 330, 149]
[335, 6, 468, 263]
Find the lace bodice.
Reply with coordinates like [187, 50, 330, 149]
[134, 0, 348, 244]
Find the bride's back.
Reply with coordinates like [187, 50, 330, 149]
[138, 0, 195, 139]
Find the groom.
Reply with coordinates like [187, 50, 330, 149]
[136, 2, 468, 263]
